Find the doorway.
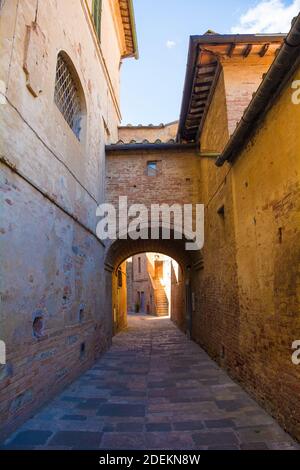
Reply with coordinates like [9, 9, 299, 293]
[140, 291, 145, 312]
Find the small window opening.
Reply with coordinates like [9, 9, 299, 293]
[80, 342, 86, 359]
[138, 256, 141, 273]
[147, 161, 158, 176]
[33, 316, 44, 339]
[79, 304, 85, 323]
[217, 205, 225, 217]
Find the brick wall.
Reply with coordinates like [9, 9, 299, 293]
[0, 0, 126, 439]
[0, 166, 112, 440]
[106, 147, 201, 208]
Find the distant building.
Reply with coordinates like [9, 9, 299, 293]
[127, 253, 178, 316]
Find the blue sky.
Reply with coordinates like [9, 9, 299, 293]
[120, 0, 299, 125]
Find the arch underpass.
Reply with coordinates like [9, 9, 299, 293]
[105, 142, 204, 338]
[104, 228, 203, 337]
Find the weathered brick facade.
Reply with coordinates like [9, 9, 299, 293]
[106, 147, 201, 211]
[0, 0, 137, 439]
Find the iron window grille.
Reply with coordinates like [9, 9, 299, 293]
[54, 54, 82, 140]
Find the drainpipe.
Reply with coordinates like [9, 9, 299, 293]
[216, 13, 300, 167]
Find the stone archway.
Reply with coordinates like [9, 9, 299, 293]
[104, 227, 203, 337]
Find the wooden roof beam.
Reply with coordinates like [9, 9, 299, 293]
[192, 94, 208, 101]
[195, 79, 214, 88]
[191, 103, 206, 109]
[194, 88, 210, 95]
[259, 43, 270, 57]
[243, 44, 253, 57]
[196, 65, 217, 75]
[227, 43, 236, 57]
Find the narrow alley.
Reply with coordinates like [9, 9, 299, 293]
[2, 315, 298, 451]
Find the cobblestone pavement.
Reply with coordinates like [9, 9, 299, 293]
[1, 315, 299, 450]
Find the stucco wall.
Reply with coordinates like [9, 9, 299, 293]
[230, 63, 300, 440]
[199, 70, 230, 201]
[193, 62, 300, 441]
[0, 165, 110, 438]
[112, 262, 127, 334]
[171, 262, 185, 331]
[200, 70, 229, 155]
[0, 0, 125, 439]
[221, 55, 275, 136]
[193, 67, 241, 373]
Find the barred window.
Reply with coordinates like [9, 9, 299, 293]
[92, 0, 102, 42]
[54, 53, 84, 140]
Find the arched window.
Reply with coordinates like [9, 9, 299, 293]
[92, 0, 102, 42]
[54, 52, 86, 140]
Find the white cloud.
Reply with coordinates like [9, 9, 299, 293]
[166, 40, 176, 49]
[231, 0, 300, 33]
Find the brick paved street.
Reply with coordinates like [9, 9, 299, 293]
[1, 315, 299, 450]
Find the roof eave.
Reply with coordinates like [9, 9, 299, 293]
[190, 33, 285, 45]
[177, 33, 287, 143]
[120, 0, 139, 60]
[177, 37, 199, 142]
[128, 0, 139, 59]
[106, 142, 197, 153]
[216, 15, 300, 167]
